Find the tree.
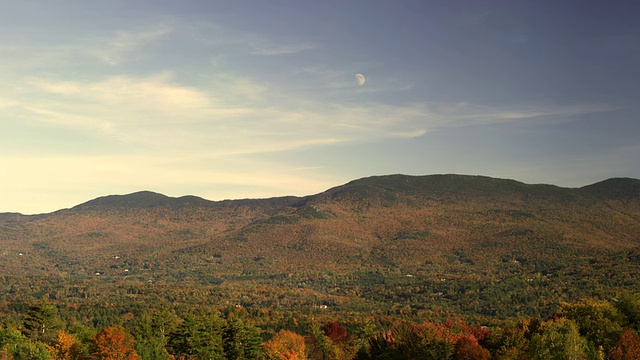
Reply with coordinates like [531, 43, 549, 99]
[53, 330, 84, 360]
[323, 323, 349, 346]
[193, 313, 224, 360]
[526, 319, 588, 360]
[453, 334, 490, 360]
[67, 324, 96, 359]
[134, 338, 171, 360]
[609, 328, 640, 360]
[166, 316, 200, 358]
[489, 318, 531, 360]
[355, 323, 453, 360]
[615, 295, 640, 331]
[92, 326, 139, 360]
[264, 330, 306, 360]
[132, 309, 178, 360]
[559, 299, 623, 352]
[307, 325, 342, 360]
[10, 341, 53, 360]
[0, 327, 52, 360]
[131, 308, 178, 348]
[222, 316, 263, 360]
[22, 301, 64, 344]
[151, 309, 178, 348]
[166, 314, 224, 360]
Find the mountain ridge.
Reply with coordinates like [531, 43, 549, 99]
[72, 190, 216, 210]
[1, 173, 640, 319]
[6, 174, 639, 216]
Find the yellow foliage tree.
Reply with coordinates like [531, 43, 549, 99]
[264, 330, 307, 360]
[53, 330, 84, 360]
[92, 326, 139, 360]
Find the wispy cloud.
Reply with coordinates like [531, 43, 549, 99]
[98, 21, 174, 65]
[3, 70, 616, 158]
[4, 70, 433, 153]
[250, 43, 318, 55]
[0, 19, 175, 72]
[435, 102, 618, 127]
[0, 12, 626, 214]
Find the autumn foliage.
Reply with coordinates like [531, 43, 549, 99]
[1, 295, 640, 360]
[54, 330, 84, 360]
[323, 322, 349, 345]
[453, 334, 490, 360]
[263, 330, 306, 360]
[609, 328, 640, 360]
[92, 326, 139, 360]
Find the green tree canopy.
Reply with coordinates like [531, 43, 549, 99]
[22, 300, 63, 344]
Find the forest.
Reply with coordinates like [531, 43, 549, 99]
[1, 175, 639, 359]
[1, 293, 640, 359]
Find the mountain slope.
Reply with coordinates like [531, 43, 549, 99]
[72, 191, 216, 209]
[580, 177, 640, 199]
[1, 174, 639, 320]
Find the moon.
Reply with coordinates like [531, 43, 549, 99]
[355, 73, 366, 86]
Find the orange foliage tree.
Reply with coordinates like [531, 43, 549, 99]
[453, 334, 490, 360]
[609, 328, 640, 360]
[54, 330, 84, 360]
[263, 330, 306, 360]
[92, 326, 139, 360]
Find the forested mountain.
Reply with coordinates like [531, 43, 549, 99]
[1, 174, 640, 322]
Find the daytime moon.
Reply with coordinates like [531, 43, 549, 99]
[355, 73, 366, 86]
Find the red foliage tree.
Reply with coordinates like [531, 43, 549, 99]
[461, 325, 491, 344]
[454, 334, 491, 360]
[609, 328, 640, 360]
[323, 322, 349, 345]
[92, 326, 139, 360]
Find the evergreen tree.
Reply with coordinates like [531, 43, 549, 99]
[167, 314, 225, 359]
[167, 316, 201, 358]
[355, 324, 453, 360]
[0, 327, 53, 360]
[307, 325, 342, 360]
[222, 316, 263, 360]
[135, 338, 171, 360]
[22, 300, 63, 344]
[152, 308, 178, 347]
[193, 313, 224, 360]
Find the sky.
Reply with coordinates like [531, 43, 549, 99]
[1, 0, 639, 214]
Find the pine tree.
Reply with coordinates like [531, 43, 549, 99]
[167, 316, 200, 358]
[222, 316, 263, 360]
[22, 301, 63, 344]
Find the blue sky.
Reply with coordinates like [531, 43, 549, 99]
[1, 0, 639, 214]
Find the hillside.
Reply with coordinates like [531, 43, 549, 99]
[1, 174, 639, 321]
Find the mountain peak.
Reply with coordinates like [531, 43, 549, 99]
[580, 177, 640, 199]
[72, 191, 213, 210]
